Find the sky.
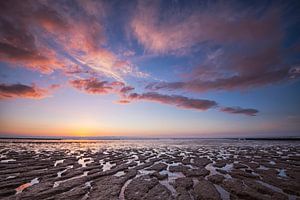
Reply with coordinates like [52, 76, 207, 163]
[0, 0, 300, 138]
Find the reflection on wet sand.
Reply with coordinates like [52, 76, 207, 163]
[0, 139, 299, 200]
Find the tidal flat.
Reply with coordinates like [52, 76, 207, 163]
[0, 139, 299, 200]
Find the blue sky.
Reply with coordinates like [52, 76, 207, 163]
[0, 0, 299, 137]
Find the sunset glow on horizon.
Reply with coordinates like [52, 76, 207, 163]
[0, 0, 300, 138]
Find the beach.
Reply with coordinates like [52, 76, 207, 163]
[0, 139, 299, 200]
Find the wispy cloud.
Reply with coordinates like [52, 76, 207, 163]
[0, 0, 144, 82]
[133, 1, 299, 93]
[131, 1, 282, 55]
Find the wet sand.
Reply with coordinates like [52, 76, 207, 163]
[0, 139, 299, 200]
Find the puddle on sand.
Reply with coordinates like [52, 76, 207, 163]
[82, 181, 93, 200]
[159, 170, 185, 197]
[53, 171, 88, 188]
[214, 184, 230, 200]
[6, 175, 16, 179]
[137, 169, 156, 176]
[114, 171, 126, 177]
[257, 180, 297, 200]
[119, 179, 132, 200]
[159, 179, 177, 197]
[16, 178, 39, 194]
[206, 163, 232, 179]
[54, 159, 64, 167]
[221, 163, 233, 172]
[1, 159, 16, 163]
[99, 160, 116, 171]
[258, 165, 269, 170]
[278, 169, 287, 178]
[57, 165, 73, 178]
[269, 161, 276, 165]
[206, 163, 218, 176]
[78, 157, 93, 167]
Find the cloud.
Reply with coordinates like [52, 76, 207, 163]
[68, 76, 258, 116]
[146, 68, 291, 92]
[0, 1, 67, 73]
[127, 92, 217, 111]
[133, 1, 300, 93]
[146, 31, 299, 92]
[70, 78, 115, 95]
[220, 107, 259, 116]
[0, 83, 52, 99]
[69, 77, 132, 95]
[131, 1, 282, 54]
[120, 91, 258, 116]
[0, 42, 64, 74]
[0, 0, 144, 81]
[120, 86, 135, 94]
[117, 99, 131, 104]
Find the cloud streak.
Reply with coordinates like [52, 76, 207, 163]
[131, 1, 282, 54]
[220, 107, 258, 116]
[119, 92, 258, 116]
[146, 68, 292, 92]
[69, 77, 135, 96]
[0, 83, 53, 99]
[127, 92, 217, 111]
[0, 0, 144, 81]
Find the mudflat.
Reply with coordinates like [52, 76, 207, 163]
[0, 139, 299, 200]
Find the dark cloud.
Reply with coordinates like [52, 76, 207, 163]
[120, 86, 135, 94]
[121, 92, 258, 116]
[141, 1, 300, 93]
[131, 1, 283, 54]
[127, 92, 217, 111]
[70, 77, 258, 116]
[0, 83, 48, 99]
[69, 78, 133, 95]
[0, 0, 66, 73]
[220, 107, 259, 116]
[70, 78, 114, 94]
[147, 68, 291, 92]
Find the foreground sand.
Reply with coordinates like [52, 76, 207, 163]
[0, 139, 299, 200]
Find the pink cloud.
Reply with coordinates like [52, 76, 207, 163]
[0, 0, 144, 81]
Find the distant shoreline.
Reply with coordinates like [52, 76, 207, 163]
[0, 137, 299, 141]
